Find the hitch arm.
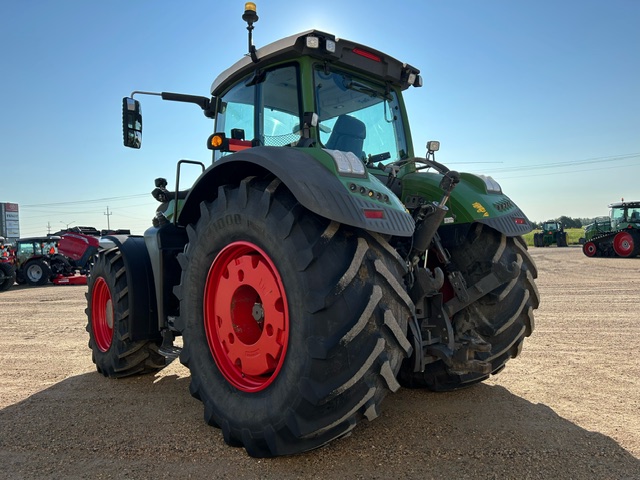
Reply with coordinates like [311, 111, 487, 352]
[444, 259, 520, 318]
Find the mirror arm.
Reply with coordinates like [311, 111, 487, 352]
[131, 90, 214, 117]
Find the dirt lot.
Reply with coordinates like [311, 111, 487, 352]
[0, 246, 638, 479]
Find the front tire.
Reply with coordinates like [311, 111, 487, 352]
[86, 247, 165, 377]
[175, 177, 412, 457]
[400, 224, 539, 391]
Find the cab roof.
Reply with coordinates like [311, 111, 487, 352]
[211, 30, 421, 96]
[609, 201, 640, 208]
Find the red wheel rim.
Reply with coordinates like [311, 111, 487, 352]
[583, 242, 597, 257]
[92, 277, 114, 352]
[204, 241, 289, 392]
[613, 232, 634, 257]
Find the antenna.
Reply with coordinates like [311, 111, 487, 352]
[242, 2, 259, 63]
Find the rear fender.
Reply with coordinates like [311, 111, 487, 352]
[177, 146, 415, 237]
[400, 171, 532, 238]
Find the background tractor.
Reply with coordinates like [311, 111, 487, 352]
[87, 4, 539, 457]
[533, 221, 567, 247]
[582, 201, 640, 257]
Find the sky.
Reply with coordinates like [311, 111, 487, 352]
[1, 0, 639, 237]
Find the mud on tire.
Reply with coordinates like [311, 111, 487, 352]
[174, 176, 413, 457]
[86, 248, 165, 377]
[400, 223, 539, 391]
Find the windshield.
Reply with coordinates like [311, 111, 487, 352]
[314, 67, 408, 164]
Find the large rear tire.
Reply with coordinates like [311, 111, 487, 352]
[175, 177, 412, 457]
[400, 224, 538, 391]
[85, 247, 165, 377]
[557, 232, 568, 247]
[0, 263, 15, 292]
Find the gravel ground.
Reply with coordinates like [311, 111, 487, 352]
[0, 246, 638, 479]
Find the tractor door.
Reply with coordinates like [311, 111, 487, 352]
[213, 64, 302, 160]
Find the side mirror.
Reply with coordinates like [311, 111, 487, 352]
[122, 97, 142, 148]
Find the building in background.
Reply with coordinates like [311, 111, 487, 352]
[0, 203, 20, 242]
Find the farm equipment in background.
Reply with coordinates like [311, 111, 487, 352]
[86, 4, 539, 457]
[2, 228, 102, 288]
[0, 237, 15, 292]
[533, 221, 567, 247]
[49, 228, 102, 284]
[582, 201, 640, 257]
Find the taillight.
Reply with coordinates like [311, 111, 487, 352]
[352, 47, 381, 62]
[363, 209, 384, 219]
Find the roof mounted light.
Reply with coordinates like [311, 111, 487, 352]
[306, 35, 320, 49]
[325, 39, 336, 53]
[242, 3, 259, 63]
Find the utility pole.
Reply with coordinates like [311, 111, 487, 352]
[104, 206, 112, 231]
[47, 222, 51, 235]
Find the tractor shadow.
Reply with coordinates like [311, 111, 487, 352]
[1, 372, 638, 479]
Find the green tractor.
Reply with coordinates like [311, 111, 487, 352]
[533, 221, 567, 247]
[87, 4, 539, 457]
[582, 201, 640, 257]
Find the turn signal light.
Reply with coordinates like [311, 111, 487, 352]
[210, 133, 224, 148]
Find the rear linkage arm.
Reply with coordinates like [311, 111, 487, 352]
[407, 251, 519, 376]
[404, 165, 520, 375]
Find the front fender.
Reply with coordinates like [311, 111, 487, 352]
[98, 235, 159, 341]
[178, 146, 415, 237]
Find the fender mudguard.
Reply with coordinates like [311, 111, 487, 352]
[400, 170, 533, 238]
[98, 235, 159, 341]
[177, 146, 415, 237]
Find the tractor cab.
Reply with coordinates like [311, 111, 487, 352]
[207, 42, 415, 169]
[609, 201, 640, 230]
[15, 237, 59, 265]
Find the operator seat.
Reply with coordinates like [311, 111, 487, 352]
[325, 115, 366, 160]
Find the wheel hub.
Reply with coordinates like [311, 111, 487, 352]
[204, 241, 289, 392]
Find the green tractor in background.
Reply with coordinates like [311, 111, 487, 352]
[533, 221, 567, 247]
[86, 4, 539, 457]
[582, 201, 640, 257]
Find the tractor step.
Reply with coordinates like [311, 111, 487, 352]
[159, 344, 182, 362]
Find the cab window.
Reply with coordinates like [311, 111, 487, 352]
[314, 67, 408, 163]
[214, 65, 301, 160]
